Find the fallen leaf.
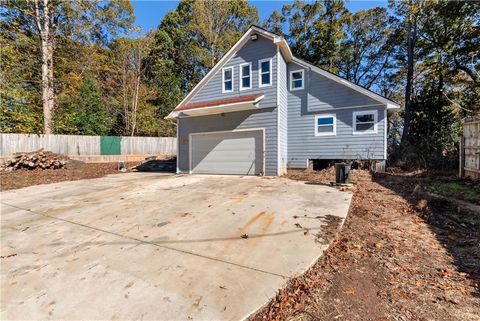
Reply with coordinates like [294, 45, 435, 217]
[343, 288, 355, 295]
[375, 242, 385, 249]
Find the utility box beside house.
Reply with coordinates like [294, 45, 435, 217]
[460, 116, 480, 179]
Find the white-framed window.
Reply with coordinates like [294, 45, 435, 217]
[258, 58, 272, 87]
[290, 70, 304, 91]
[353, 110, 378, 134]
[222, 66, 234, 93]
[239, 62, 252, 90]
[315, 114, 336, 136]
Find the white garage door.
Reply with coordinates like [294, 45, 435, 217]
[190, 130, 263, 175]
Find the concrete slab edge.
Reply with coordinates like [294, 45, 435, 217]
[243, 203, 352, 321]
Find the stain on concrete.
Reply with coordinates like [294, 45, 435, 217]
[316, 215, 344, 245]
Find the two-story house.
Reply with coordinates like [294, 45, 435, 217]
[166, 26, 400, 176]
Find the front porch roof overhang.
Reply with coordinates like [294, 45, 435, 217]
[166, 94, 265, 119]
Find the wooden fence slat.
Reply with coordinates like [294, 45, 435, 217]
[462, 117, 480, 179]
[0, 134, 176, 158]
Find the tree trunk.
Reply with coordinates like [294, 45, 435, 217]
[41, 40, 54, 134]
[130, 74, 140, 136]
[35, 0, 55, 134]
[400, 0, 417, 152]
[130, 48, 141, 137]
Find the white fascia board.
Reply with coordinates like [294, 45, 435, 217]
[291, 57, 400, 109]
[387, 102, 400, 109]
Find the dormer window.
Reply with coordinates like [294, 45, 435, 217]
[239, 63, 251, 90]
[222, 66, 234, 93]
[290, 70, 304, 91]
[258, 58, 272, 87]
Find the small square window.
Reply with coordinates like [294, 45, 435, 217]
[290, 70, 304, 91]
[315, 115, 336, 136]
[258, 58, 272, 87]
[353, 110, 377, 134]
[222, 67, 234, 93]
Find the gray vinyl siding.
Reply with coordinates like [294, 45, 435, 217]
[277, 51, 288, 175]
[287, 62, 386, 168]
[188, 36, 278, 108]
[177, 108, 278, 176]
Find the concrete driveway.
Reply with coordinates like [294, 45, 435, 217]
[1, 173, 352, 320]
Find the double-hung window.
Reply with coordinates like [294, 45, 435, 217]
[222, 66, 234, 93]
[258, 58, 272, 87]
[315, 114, 336, 136]
[239, 63, 251, 90]
[353, 110, 378, 134]
[290, 70, 304, 91]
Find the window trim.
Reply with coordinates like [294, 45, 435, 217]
[239, 62, 252, 91]
[315, 114, 336, 136]
[353, 110, 378, 135]
[222, 66, 234, 93]
[290, 69, 305, 91]
[258, 58, 272, 87]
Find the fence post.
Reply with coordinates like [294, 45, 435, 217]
[459, 135, 465, 178]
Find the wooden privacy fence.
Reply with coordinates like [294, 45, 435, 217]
[460, 117, 480, 179]
[0, 133, 176, 163]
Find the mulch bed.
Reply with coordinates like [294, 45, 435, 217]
[252, 169, 480, 321]
[0, 161, 138, 192]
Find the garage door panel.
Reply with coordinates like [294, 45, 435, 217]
[191, 131, 263, 175]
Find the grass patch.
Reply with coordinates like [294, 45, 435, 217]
[428, 181, 480, 205]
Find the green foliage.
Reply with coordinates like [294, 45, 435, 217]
[55, 76, 112, 135]
[0, 105, 43, 133]
[338, 8, 396, 89]
[270, 0, 349, 72]
[402, 84, 461, 169]
[0, 17, 42, 133]
[386, 0, 479, 168]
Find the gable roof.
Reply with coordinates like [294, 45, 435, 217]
[166, 25, 399, 119]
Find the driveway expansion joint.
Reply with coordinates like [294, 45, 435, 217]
[1, 201, 287, 279]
